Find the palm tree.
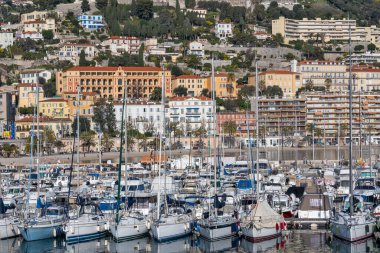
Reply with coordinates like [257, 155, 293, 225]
[223, 120, 237, 148]
[305, 79, 314, 91]
[227, 73, 235, 98]
[102, 133, 115, 152]
[281, 126, 293, 147]
[2, 143, 19, 158]
[324, 78, 332, 92]
[42, 127, 56, 155]
[54, 140, 66, 154]
[80, 131, 96, 155]
[314, 127, 323, 145]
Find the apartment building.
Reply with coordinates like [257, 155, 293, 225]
[58, 43, 97, 62]
[305, 92, 380, 142]
[216, 111, 255, 136]
[114, 101, 162, 132]
[251, 70, 302, 97]
[20, 69, 52, 83]
[21, 11, 49, 24]
[205, 73, 238, 98]
[0, 32, 14, 48]
[272, 16, 380, 44]
[15, 116, 71, 139]
[23, 18, 55, 33]
[56, 66, 172, 99]
[167, 96, 214, 133]
[0, 91, 16, 137]
[62, 91, 99, 120]
[39, 98, 70, 119]
[172, 75, 206, 97]
[101, 36, 141, 55]
[348, 52, 380, 64]
[77, 15, 105, 30]
[352, 68, 380, 92]
[188, 41, 205, 57]
[16, 31, 43, 40]
[17, 83, 44, 108]
[215, 23, 233, 40]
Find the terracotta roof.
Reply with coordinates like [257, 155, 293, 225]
[260, 70, 298, 75]
[17, 83, 38, 88]
[67, 66, 163, 72]
[108, 36, 138, 40]
[62, 43, 95, 47]
[299, 60, 343, 65]
[352, 68, 380, 72]
[20, 69, 46, 74]
[173, 75, 204, 80]
[169, 95, 212, 101]
[16, 116, 71, 123]
[24, 20, 46, 24]
[40, 98, 66, 103]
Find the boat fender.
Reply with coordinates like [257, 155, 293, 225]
[53, 227, 57, 237]
[280, 222, 284, 230]
[70, 226, 74, 234]
[97, 225, 100, 232]
[276, 223, 279, 231]
[104, 222, 109, 231]
[145, 220, 151, 230]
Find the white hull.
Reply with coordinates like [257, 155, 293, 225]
[198, 224, 235, 241]
[150, 220, 192, 242]
[0, 218, 20, 239]
[241, 225, 281, 242]
[65, 220, 108, 244]
[110, 219, 148, 241]
[331, 221, 375, 242]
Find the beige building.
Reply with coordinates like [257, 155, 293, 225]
[23, 18, 56, 33]
[172, 75, 206, 97]
[253, 70, 302, 97]
[305, 92, 380, 143]
[62, 91, 100, 120]
[17, 83, 44, 108]
[39, 98, 70, 119]
[205, 73, 238, 98]
[272, 16, 380, 44]
[21, 11, 49, 24]
[15, 116, 71, 139]
[56, 66, 172, 99]
[352, 68, 380, 92]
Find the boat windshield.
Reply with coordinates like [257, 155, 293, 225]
[47, 209, 61, 216]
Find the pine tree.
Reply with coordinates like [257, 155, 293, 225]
[175, 0, 181, 17]
[79, 49, 88, 66]
[131, 0, 137, 16]
[138, 44, 144, 66]
[81, 0, 90, 13]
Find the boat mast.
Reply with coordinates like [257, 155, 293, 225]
[156, 63, 165, 220]
[348, 16, 354, 217]
[124, 85, 129, 208]
[255, 60, 260, 201]
[36, 81, 40, 197]
[246, 109, 254, 195]
[116, 85, 127, 224]
[77, 86, 80, 188]
[211, 56, 218, 217]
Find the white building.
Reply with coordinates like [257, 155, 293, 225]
[114, 101, 162, 133]
[16, 31, 43, 40]
[347, 51, 380, 64]
[215, 23, 233, 41]
[188, 41, 205, 57]
[0, 32, 14, 48]
[167, 96, 214, 133]
[101, 36, 141, 55]
[58, 43, 97, 63]
[77, 15, 104, 30]
[23, 18, 56, 33]
[20, 69, 52, 84]
[184, 8, 207, 19]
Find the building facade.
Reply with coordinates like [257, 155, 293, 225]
[39, 98, 69, 119]
[20, 69, 52, 84]
[56, 66, 172, 99]
[17, 83, 44, 108]
[58, 43, 97, 62]
[15, 116, 71, 139]
[62, 91, 99, 120]
[101, 36, 141, 55]
[188, 41, 205, 57]
[205, 73, 238, 98]
[255, 70, 302, 97]
[23, 18, 56, 33]
[272, 16, 380, 44]
[172, 75, 206, 97]
[0, 90, 16, 137]
[0, 32, 14, 48]
[77, 15, 105, 30]
[215, 23, 233, 40]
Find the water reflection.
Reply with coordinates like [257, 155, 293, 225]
[240, 236, 286, 252]
[196, 236, 239, 252]
[330, 237, 375, 253]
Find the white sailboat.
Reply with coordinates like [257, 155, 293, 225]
[196, 57, 239, 241]
[330, 18, 376, 242]
[111, 87, 149, 241]
[150, 64, 194, 242]
[240, 60, 285, 242]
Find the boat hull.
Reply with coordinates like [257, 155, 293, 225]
[110, 222, 148, 241]
[197, 222, 238, 241]
[241, 226, 281, 242]
[19, 224, 63, 241]
[150, 221, 192, 242]
[0, 219, 20, 239]
[331, 220, 375, 242]
[65, 221, 108, 244]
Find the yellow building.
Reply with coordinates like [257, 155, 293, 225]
[15, 116, 71, 139]
[39, 98, 70, 118]
[17, 83, 44, 108]
[62, 91, 100, 119]
[172, 75, 206, 97]
[205, 73, 237, 98]
[56, 66, 172, 99]
[255, 70, 302, 97]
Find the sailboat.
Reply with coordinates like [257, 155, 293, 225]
[330, 19, 376, 242]
[0, 197, 20, 239]
[196, 58, 239, 241]
[111, 82, 149, 241]
[149, 64, 194, 242]
[240, 60, 286, 242]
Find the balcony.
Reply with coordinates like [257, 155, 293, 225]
[186, 111, 201, 115]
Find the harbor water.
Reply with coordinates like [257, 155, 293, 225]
[1, 230, 378, 253]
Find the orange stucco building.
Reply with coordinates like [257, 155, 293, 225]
[56, 66, 172, 99]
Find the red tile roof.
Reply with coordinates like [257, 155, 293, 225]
[40, 98, 66, 102]
[17, 83, 38, 88]
[63, 91, 99, 96]
[67, 66, 164, 72]
[173, 75, 204, 80]
[260, 70, 297, 75]
[16, 116, 71, 123]
[352, 68, 380, 72]
[299, 60, 344, 65]
[169, 95, 212, 101]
